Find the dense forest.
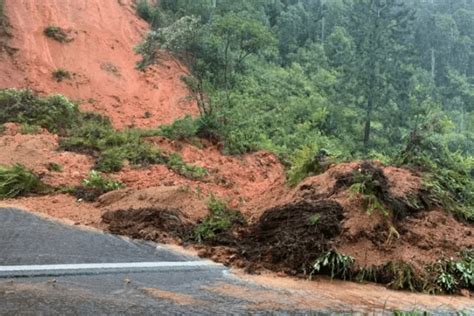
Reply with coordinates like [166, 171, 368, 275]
[134, 0, 473, 218]
[136, 0, 473, 158]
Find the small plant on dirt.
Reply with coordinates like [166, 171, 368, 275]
[47, 162, 62, 172]
[349, 168, 389, 216]
[43, 26, 69, 42]
[52, 68, 71, 82]
[74, 170, 124, 202]
[312, 250, 355, 280]
[194, 195, 243, 243]
[19, 123, 41, 135]
[166, 153, 208, 180]
[0, 164, 45, 199]
[307, 213, 321, 225]
[82, 170, 123, 192]
[430, 250, 474, 293]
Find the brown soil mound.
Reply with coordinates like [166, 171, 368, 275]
[0, 0, 197, 129]
[102, 207, 191, 244]
[98, 186, 208, 222]
[0, 124, 93, 187]
[287, 161, 474, 273]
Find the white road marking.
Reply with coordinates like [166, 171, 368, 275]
[0, 261, 220, 276]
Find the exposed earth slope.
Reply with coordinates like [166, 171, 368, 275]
[0, 0, 197, 129]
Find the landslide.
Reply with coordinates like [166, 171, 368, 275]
[0, 0, 197, 129]
[102, 161, 473, 294]
[0, 0, 472, 297]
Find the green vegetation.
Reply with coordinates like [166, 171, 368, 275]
[61, 117, 206, 177]
[349, 169, 389, 217]
[167, 153, 208, 180]
[396, 119, 474, 221]
[0, 88, 78, 134]
[158, 115, 199, 141]
[312, 250, 354, 280]
[310, 249, 473, 295]
[134, 1, 473, 207]
[19, 123, 41, 135]
[47, 162, 62, 172]
[0, 88, 207, 178]
[0, 164, 45, 199]
[52, 68, 71, 82]
[43, 26, 68, 42]
[82, 170, 124, 193]
[194, 195, 243, 243]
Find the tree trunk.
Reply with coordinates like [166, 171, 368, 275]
[363, 96, 373, 151]
[431, 47, 436, 79]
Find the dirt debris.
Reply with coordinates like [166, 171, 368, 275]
[141, 288, 208, 306]
[102, 207, 192, 244]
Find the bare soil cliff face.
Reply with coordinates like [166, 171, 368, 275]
[0, 0, 197, 129]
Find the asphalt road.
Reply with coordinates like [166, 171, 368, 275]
[0, 208, 472, 315]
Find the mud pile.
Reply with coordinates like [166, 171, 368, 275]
[101, 161, 473, 293]
[240, 200, 344, 274]
[102, 208, 192, 244]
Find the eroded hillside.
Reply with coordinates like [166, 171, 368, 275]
[0, 0, 197, 128]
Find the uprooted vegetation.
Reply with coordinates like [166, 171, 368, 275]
[101, 160, 473, 295]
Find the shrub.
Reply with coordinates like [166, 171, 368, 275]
[349, 168, 389, 216]
[19, 123, 41, 135]
[0, 164, 45, 199]
[52, 68, 71, 82]
[47, 162, 62, 172]
[158, 115, 198, 141]
[82, 170, 123, 192]
[0, 88, 78, 134]
[194, 195, 243, 243]
[73, 170, 124, 202]
[397, 127, 474, 222]
[166, 153, 208, 180]
[312, 250, 355, 280]
[43, 26, 69, 42]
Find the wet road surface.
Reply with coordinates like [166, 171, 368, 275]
[0, 208, 472, 315]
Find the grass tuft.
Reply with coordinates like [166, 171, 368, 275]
[43, 26, 69, 43]
[52, 68, 71, 82]
[0, 164, 45, 199]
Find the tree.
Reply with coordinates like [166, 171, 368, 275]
[346, 0, 413, 151]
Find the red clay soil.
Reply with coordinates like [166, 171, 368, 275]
[287, 162, 474, 271]
[0, 0, 198, 129]
[0, 123, 93, 187]
[0, 194, 102, 227]
[113, 137, 286, 219]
